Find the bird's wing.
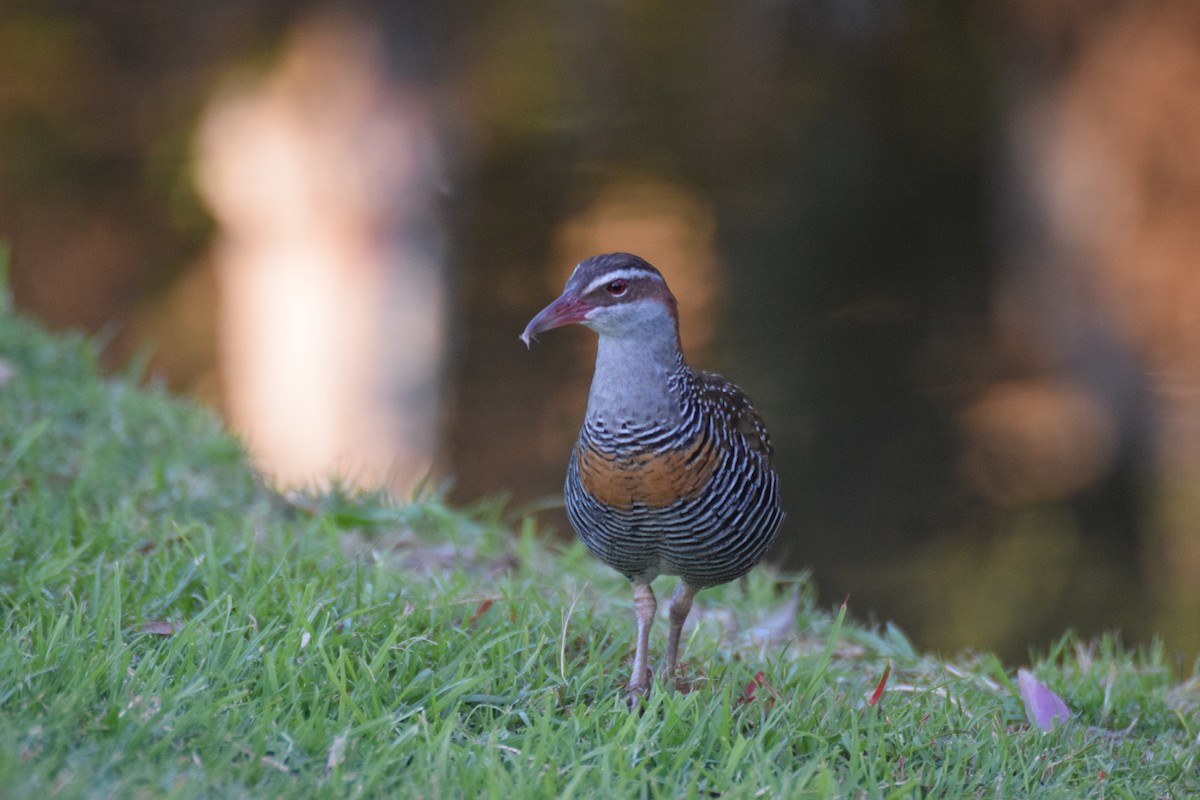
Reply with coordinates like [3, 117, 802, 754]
[693, 371, 774, 460]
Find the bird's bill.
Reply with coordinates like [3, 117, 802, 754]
[520, 292, 590, 347]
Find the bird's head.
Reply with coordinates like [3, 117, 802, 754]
[520, 253, 680, 348]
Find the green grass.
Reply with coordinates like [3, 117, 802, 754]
[1, 295, 1198, 798]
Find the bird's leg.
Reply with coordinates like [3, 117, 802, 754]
[660, 581, 697, 688]
[626, 581, 657, 698]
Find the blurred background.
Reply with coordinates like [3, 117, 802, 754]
[2, 0, 1198, 663]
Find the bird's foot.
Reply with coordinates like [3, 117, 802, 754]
[623, 683, 649, 708]
[623, 665, 653, 706]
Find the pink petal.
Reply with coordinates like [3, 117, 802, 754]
[1018, 668, 1070, 732]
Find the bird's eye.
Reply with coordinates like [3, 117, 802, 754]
[606, 279, 628, 296]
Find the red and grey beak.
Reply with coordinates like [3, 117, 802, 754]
[520, 291, 591, 348]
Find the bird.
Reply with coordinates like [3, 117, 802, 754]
[521, 252, 784, 698]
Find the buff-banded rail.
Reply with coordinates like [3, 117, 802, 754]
[522, 252, 784, 699]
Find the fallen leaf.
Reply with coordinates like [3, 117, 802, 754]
[744, 588, 800, 645]
[1018, 668, 1070, 732]
[141, 620, 181, 635]
[737, 671, 766, 705]
[136, 534, 187, 554]
[736, 670, 779, 711]
[468, 598, 494, 629]
[868, 662, 891, 706]
[326, 733, 348, 774]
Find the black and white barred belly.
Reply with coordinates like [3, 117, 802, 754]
[564, 369, 784, 587]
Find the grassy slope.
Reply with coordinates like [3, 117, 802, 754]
[0, 300, 1197, 799]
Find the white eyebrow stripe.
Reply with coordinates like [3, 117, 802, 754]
[581, 268, 662, 295]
